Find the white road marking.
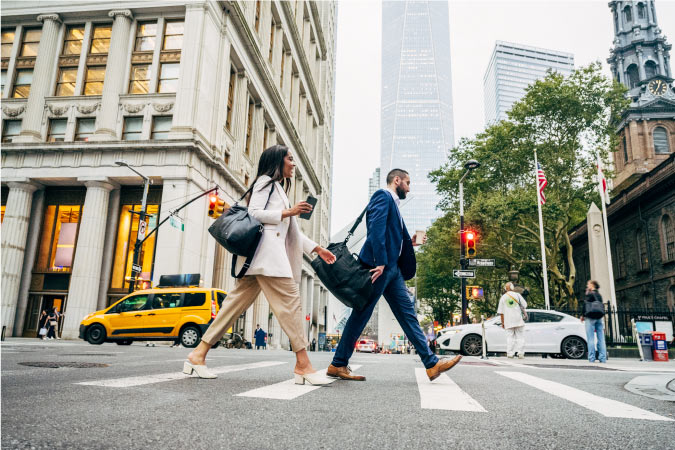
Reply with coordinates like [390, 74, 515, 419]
[414, 368, 486, 412]
[498, 371, 674, 421]
[75, 361, 286, 388]
[237, 365, 363, 400]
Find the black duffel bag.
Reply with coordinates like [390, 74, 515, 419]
[311, 206, 372, 311]
[208, 182, 275, 278]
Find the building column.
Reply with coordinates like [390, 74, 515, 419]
[1, 181, 41, 334]
[647, 0, 654, 25]
[62, 180, 115, 339]
[15, 14, 61, 143]
[617, 56, 625, 84]
[665, 54, 671, 78]
[231, 71, 249, 167]
[14, 188, 45, 336]
[91, 10, 133, 140]
[97, 188, 120, 310]
[636, 47, 646, 81]
[244, 304, 254, 343]
[656, 45, 666, 76]
[250, 103, 265, 160]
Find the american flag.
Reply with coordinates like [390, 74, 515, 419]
[537, 163, 548, 205]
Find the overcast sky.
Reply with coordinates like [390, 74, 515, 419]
[330, 0, 675, 233]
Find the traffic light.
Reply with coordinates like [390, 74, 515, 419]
[465, 230, 477, 258]
[466, 286, 484, 299]
[208, 195, 226, 219]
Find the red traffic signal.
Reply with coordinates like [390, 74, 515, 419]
[465, 230, 477, 257]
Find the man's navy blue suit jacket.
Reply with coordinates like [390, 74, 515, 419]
[358, 189, 416, 281]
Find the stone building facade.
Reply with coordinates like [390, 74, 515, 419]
[0, 0, 337, 348]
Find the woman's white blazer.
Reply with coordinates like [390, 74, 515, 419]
[234, 175, 317, 283]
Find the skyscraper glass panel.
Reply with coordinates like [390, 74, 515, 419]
[380, 0, 455, 233]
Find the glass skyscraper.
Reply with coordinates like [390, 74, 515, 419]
[380, 0, 455, 233]
[484, 41, 574, 125]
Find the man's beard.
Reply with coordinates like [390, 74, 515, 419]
[395, 185, 407, 200]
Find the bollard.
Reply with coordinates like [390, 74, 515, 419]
[480, 315, 488, 360]
[632, 319, 644, 362]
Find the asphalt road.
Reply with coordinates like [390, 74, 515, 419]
[2, 338, 674, 450]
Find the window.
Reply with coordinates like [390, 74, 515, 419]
[653, 127, 670, 154]
[1, 29, 15, 59]
[111, 203, 159, 290]
[35, 204, 81, 272]
[151, 116, 172, 139]
[614, 239, 626, 278]
[20, 28, 41, 57]
[636, 229, 649, 271]
[84, 66, 105, 95]
[135, 22, 157, 52]
[268, 20, 275, 62]
[668, 285, 675, 313]
[2, 120, 22, 142]
[162, 21, 184, 50]
[12, 69, 32, 98]
[158, 63, 179, 93]
[255, 1, 262, 32]
[152, 292, 182, 309]
[245, 98, 254, 155]
[1, 69, 6, 93]
[182, 292, 206, 307]
[626, 64, 639, 89]
[216, 292, 226, 308]
[122, 117, 143, 141]
[48, 119, 67, 142]
[75, 118, 95, 141]
[129, 64, 151, 94]
[114, 295, 149, 313]
[280, 50, 286, 89]
[62, 26, 85, 55]
[623, 6, 632, 23]
[89, 25, 111, 54]
[55, 67, 77, 96]
[225, 68, 236, 131]
[622, 135, 629, 163]
[528, 312, 564, 323]
[637, 3, 646, 19]
[663, 215, 675, 261]
[645, 60, 657, 79]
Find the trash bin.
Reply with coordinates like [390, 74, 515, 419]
[651, 331, 669, 362]
[639, 332, 653, 361]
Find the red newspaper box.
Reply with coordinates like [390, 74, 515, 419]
[651, 331, 669, 362]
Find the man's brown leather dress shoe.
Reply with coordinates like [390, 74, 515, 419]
[426, 355, 462, 381]
[326, 364, 366, 381]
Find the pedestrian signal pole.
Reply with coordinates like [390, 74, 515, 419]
[459, 160, 480, 324]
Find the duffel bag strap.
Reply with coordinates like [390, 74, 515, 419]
[345, 205, 368, 244]
[231, 253, 255, 278]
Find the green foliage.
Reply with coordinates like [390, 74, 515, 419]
[418, 63, 628, 318]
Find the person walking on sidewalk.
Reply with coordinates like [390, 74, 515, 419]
[254, 325, 266, 350]
[186, 145, 336, 385]
[498, 282, 527, 359]
[581, 280, 607, 363]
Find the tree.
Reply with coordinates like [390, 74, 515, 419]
[426, 63, 628, 311]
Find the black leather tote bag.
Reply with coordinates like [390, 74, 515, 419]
[208, 182, 275, 278]
[311, 206, 372, 311]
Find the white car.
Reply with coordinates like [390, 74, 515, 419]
[437, 309, 588, 359]
[356, 339, 377, 353]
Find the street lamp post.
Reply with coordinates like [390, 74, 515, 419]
[116, 160, 152, 294]
[459, 159, 480, 325]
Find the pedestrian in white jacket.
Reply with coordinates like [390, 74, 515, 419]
[497, 282, 527, 359]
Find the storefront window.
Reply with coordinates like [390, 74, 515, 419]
[110, 203, 159, 290]
[35, 205, 81, 272]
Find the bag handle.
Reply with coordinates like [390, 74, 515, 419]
[231, 183, 276, 279]
[345, 205, 368, 244]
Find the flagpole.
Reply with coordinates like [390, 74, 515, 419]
[597, 155, 619, 340]
[534, 150, 551, 310]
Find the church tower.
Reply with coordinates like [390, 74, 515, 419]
[608, 1, 674, 193]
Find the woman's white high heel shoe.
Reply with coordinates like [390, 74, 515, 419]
[183, 361, 217, 379]
[294, 372, 331, 386]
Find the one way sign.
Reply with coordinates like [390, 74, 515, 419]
[453, 270, 475, 278]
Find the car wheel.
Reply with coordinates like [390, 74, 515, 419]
[115, 340, 133, 345]
[460, 334, 483, 357]
[561, 336, 587, 360]
[86, 324, 106, 345]
[180, 325, 201, 348]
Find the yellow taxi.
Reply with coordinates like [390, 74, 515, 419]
[79, 274, 227, 348]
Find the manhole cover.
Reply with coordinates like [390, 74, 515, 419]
[61, 353, 117, 357]
[18, 362, 109, 368]
[528, 364, 617, 371]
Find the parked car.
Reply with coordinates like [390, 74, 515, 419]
[356, 339, 377, 353]
[437, 309, 587, 359]
[79, 286, 226, 348]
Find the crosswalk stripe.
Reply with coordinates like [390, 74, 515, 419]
[75, 361, 286, 388]
[497, 371, 674, 421]
[236, 365, 363, 400]
[414, 368, 486, 412]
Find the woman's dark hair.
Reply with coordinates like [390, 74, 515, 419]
[589, 280, 599, 289]
[246, 145, 291, 202]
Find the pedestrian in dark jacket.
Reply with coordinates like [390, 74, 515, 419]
[254, 325, 266, 350]
[37, 310, 48, 340]
[581, 280, 607, 363]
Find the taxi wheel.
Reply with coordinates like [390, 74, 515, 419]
[180, 326, 201, 348]
[86, 324, 106, 345]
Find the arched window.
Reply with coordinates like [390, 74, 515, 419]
[662, 215, 675, 260]
[614, 239, 626, 278]
[653, 127, 670, 154]
[668, 285, 675, 312]
[626, 64, 640, 88]
[623, 135, 629, 163]
[636, 229, 649, 270]
[614, 11, 619, 31]
[623, 5, 632, 23]
[644, 60, 657, 79]
[637, 3, 646, 19]
[642, 290, 653, 309]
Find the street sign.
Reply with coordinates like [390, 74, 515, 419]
[137, 219, 147, 240]
[468, 259, 496, 267]
[453, 270, 475, 278]
[169, 215, 184, 231]
[132, 264, 142, 273]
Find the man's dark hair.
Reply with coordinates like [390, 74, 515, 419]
[386, 168, 409, 184]
[589, 280, 599, 289]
